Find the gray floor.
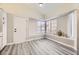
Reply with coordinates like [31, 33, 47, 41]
[0, 38, 76, 55]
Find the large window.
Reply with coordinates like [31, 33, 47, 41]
[37, 21, 41, 33]
[51, 19, 57, 34]
[46, 19, 57, 34]
[41, 21, 45, 33]
[46, 21, 51, 33]
[37, 21, 45, 33]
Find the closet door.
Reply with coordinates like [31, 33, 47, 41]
[13, 16, 26, 43]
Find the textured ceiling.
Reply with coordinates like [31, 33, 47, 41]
[23, 3, 77, 16]
[0, 3, 78, 19]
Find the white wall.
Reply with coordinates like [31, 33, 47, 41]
[7, 13, 14, 43]
[0, 15, 2, 32]
[0, 9, 3, 33]
[57, 16, 68, 35]
[0, 37, 3, 50]
[77, 10, 79, 54]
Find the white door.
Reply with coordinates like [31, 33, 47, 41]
[13, 16, 26, 43]
[2, 12, 7, 46]
[0, 9, 7, 49]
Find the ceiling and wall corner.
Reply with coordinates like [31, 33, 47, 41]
[0, 3, 43, 19]
[0, 3, 79, 20]
[33, 3, 79, 19]
[26, 3, 79, 19]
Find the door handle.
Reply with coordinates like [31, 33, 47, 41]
[14, 28, 17, 32]
[3, 17, 5, 24]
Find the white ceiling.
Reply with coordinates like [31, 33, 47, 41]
[23, 3, 61, 13]
[23, 3, 76, 14]
[21, 3, 79, 19]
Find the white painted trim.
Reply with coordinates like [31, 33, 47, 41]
[47, 37, 77, 51]
[7, 37, 43, 45]
[46, 34, 72, 40]
[0, 45, 5, 51]
[46, 9, 76, 21]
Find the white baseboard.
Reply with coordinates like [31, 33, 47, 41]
[47, 37, 77, 51]
[7, 37, 43, 45]
[0, 44, 5, 51]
